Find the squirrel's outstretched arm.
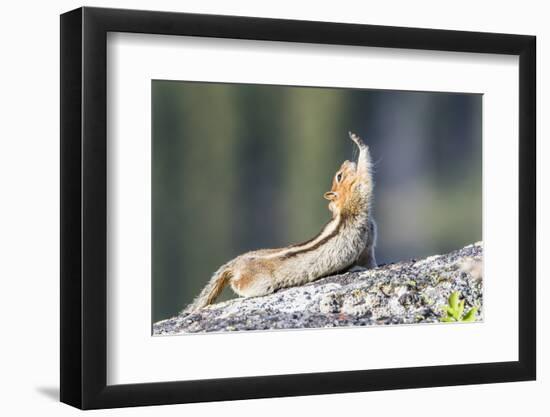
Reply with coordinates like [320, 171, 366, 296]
[349, 132, 371, 173]
[348, 132, 377, 269]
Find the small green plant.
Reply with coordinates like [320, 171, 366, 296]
[440, 291, 478, 323]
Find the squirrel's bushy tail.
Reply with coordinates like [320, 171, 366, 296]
[183, 266, 233, 314]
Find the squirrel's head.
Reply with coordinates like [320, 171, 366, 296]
[324, 160, 359, 215]
[323, 132, 372, 217]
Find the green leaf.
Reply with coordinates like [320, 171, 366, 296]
[457, 299, 465, 318]
[446, 305, 461, 321]
[462, 307, 478, 322]
[449, 291, 460, 311]
[441, 316, 455, 322]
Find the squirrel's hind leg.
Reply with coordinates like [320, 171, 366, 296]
[354, 218, 377, 269]
[230, 269, 276, 298]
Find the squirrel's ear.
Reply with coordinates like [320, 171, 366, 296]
[324, 191, 337, 201]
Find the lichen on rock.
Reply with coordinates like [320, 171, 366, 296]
[153, 242, 483, 335]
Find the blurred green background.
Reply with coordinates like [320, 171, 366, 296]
[152, 80, 482, 323]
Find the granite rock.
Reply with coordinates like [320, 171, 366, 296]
[153, 242, 483, 335]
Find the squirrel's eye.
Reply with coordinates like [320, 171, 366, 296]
[336, 173, 343, 182]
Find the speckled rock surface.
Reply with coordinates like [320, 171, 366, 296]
[153, 242, 483, 335]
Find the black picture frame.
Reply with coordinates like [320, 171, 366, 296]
[60, 6, 536, 410]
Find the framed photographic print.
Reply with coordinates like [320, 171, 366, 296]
[60, 6, 536, 409]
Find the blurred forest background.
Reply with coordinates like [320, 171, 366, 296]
[152, 80, 482, 323]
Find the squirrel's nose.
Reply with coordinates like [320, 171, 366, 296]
[324, 191, 338, 201]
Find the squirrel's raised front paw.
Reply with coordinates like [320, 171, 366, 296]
[348, 131, 368, 149]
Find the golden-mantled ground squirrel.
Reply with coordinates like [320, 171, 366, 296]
[184, 132, 377, 313]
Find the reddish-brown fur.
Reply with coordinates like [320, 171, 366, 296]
[324, 160, 368, 219]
